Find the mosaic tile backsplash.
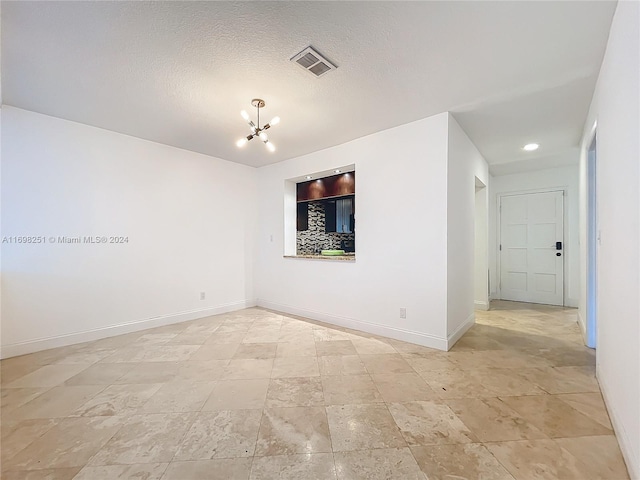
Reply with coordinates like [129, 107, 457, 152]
[297, 201, 355, 255]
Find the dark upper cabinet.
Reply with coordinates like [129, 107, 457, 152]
[297, 202, 309, 231]
[297, 172, 355, 202]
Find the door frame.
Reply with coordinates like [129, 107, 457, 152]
[586, 127, 598, 348]
[496, 187, 569, 306]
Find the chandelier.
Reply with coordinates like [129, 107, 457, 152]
[236, 99, 280, 152]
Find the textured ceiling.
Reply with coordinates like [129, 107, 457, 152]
[1, 1, 616, 168]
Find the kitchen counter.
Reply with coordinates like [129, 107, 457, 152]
[284, 254, 356, 261]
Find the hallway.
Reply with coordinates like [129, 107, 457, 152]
[1, 302, 629, 479]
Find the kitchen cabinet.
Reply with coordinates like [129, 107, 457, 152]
[297, 202, 308, 231]
[297, 172, 355, 202]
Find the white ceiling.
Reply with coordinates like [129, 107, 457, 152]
[1, 1, 616, 170]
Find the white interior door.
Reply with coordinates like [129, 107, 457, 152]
[500, 191, 564, 305]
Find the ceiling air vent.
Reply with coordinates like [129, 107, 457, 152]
[290, 46, 337, 78]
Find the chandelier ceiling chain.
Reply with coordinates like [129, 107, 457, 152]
[236, 99, 280, 152]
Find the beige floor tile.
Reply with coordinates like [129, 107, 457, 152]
[387, 340, 441, 355]
[162, 458, 252, 479]
[321, 375, 383, 405]
[446, 397, 547, 442]
[351, 338, 396, 354]
[1, 363, 44, 386]
[371, 373, 438, 403]
[271, 357, 319, 378]
[165, 332, 212, 345]
[10, 386, 106, 420]
[63, 364, 131, 386]
[315, 341, 357, 356]
[74, 384, 162, 416]
[1, 418, 58, 462]
[140, 381, 215, 413]
[112, 362, 180, 384]
[519, 366, 600, 394]
[411, 443, 515, 480]
[3, 416, 124, 470]
[266, 377, 324, 407]
[6, 365, 91, 388]
[556, 392, 612, 429]
[473, 367, 547, 396]
[318, 356, 367, 376]
[0, 303, 626, 479]
[203, 331, 246, 344]
[173, 410, 262, 460]
[1, 388, 50, 417]
[242, 330, 282, 344]
[388, 401, 477, 446]
[275, 342, 317, 357]
[500, 395, 613, 438]
[418, 367, 495, 398]
[72, 463, 168, 480]
[89, 413, 196, 465]
[250, 453, 336, 480]
[359, 354, 414, 374]
[1, 467, 82, 479]
[277, 331, 316, 344]
[189, 343, 239, 360]
[486, 439, 593, 480]
[220, 358, 274, 380]
[334, 447, 425, 480]
[450, 350, 552, 369]
[202, 378, 270, 410]
[555, 435, 630, 480]
[255, 406, 332, 456]
[100, 345, 200, 363]
[403, 352, 459, 371]
[233, 343, 278, 359]
[175, 360, 228, 382]
[326, 404, 406, 451]
[526, 345, 596, 367]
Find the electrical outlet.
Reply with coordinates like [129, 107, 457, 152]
[400, 308, 406, 319]
[200, 292, 205, 300]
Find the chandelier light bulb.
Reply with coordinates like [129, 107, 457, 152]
[241, 110, 250, 121]
[270, 116, 280, 126]
[236, 138, 248, 148]
[266, 141, 276, 152]
[259, 131, 269, 142]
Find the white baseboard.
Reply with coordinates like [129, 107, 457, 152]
[474, 300, 490, 311]
[565, 297, 579, 308]
[447, 313, 475, 350]
[577, 311, 588, 344]
[0, 300, 256, 360]
[257, 299, 448, 351]
[598, 370, 639, 480]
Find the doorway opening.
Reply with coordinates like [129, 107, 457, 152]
[474, 177, 489, 310]
[586, 132, 598, 348]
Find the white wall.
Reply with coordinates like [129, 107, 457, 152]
[447, 115, 489, 341]
[488, 164, 580, 307]
[255, 113, 451, 349]
[578, 2, 639, 477]
[1, 107, 257, 358]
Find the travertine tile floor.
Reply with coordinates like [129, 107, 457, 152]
[0, 301, 630, 479]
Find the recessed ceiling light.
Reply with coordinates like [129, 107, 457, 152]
[334, 169, 341, 173]
[523, 143, 539, 151]
[306, 175, 312, 180]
